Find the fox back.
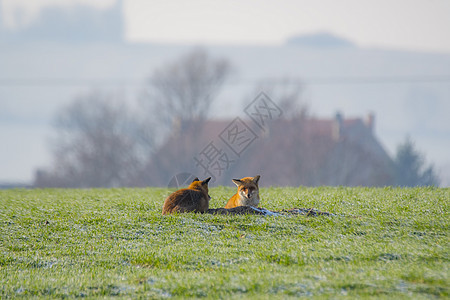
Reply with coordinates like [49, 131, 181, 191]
[225, 175, 260, 208]
[162, 177, 211, 215]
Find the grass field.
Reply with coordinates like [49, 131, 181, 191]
[0, 186, 448, 298]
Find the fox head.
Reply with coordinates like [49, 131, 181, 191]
[232, 175, 260, 200]
[189, 177, 212, 199]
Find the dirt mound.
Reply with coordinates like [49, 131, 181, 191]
[206, 206, 333, 216]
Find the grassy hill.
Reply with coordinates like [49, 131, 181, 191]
[0, 187, 448, 298]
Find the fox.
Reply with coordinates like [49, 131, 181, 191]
[162, 177, 211, 215]
[225, 175, 260, 209]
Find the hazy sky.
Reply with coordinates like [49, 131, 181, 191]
[1, 0, 450, 185]
[3, 0, 450, 53]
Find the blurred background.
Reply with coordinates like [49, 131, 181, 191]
[1, 0, 449, 188]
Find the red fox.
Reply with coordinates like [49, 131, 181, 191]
[225, 175, 260, 208]
[162, 177, 211, 215]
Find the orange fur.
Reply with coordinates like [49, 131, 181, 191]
[225, 175, 260, 208]
[162, 177, 211, 215]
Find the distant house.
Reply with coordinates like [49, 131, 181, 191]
[296, 112, 394, 186]
[139, 113, 394, 187]
[0, 0, 124, 43]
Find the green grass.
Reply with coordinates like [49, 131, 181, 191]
[0, 186, 448, 299]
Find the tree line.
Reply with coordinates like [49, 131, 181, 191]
[33, 48, 440, 188]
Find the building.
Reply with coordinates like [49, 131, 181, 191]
[142, 112, 394, 187]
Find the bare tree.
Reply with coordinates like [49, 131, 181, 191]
[254, 78, 307, 120]
[35, 49, 233, 188]
[142, 48, 232, 134]
[34, 92, 153, 188]
[136, 48, 233, 186]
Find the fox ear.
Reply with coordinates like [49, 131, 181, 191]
[232, 179, 242, 186]
[202, 177, 211, 185]
[192, 177, 200, 183]
[253, 175, 260, 184]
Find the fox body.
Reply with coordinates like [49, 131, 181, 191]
[225, 175, 260, 208]
[162, 177, 211, 215]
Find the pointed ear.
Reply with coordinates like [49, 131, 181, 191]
[202, 177, 211, 185]
[232, 179, 242, 186]
[253, 175, 260, 184]
[192, 177, 200, 183]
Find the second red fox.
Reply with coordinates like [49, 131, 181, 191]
[162, 177, 211, 215]
[225, 175, 260, 208]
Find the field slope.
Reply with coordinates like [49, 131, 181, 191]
[0, 187, 448, 298]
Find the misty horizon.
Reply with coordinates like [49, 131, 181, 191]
[1, 0, 449, 186]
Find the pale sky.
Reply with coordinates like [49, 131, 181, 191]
[2, 0, 450, 53]
[1, 0, 450, 185]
